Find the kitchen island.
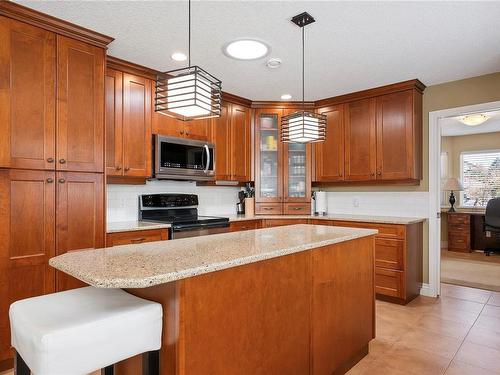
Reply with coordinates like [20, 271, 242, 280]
[50, 224, 377, 375]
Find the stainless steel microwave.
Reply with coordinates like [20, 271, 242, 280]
[154, 135, 215, 181]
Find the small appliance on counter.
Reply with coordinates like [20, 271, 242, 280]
[139, 193, 229, 239]
[313, 191, 328, 216]
[237, 191, 246, 215]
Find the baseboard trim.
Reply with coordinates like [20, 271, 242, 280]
[420, 283, 437, 297]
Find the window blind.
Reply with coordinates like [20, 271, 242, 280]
[461, 150, 500, 207]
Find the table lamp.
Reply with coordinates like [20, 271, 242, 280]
[442, 178, 464, 212]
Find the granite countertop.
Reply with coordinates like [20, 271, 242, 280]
[51, 225, 377, 288]
[107, 221, 171, 233]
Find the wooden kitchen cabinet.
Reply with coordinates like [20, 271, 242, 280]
[210, 102, 251, 182]
[314, 105, 345, 182]
[0, 17, 56, 171]
[57, 35, 104, 173]
[105, 69, 152, 178]
[55, 172, 104, 291]
[106, 228, 169, 247]
[229, 220, 261, 232]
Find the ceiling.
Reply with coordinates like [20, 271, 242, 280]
[441, 109, 500, 136]
[16, 1, 500, 101]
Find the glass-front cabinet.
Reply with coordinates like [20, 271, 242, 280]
[255, 108, 311, 215]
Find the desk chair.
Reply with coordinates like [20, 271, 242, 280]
[484, 197, 500, 256]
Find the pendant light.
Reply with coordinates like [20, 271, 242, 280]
[281, 12, 326, 143]
[155, 0, 222, 121]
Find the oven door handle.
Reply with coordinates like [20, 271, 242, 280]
[203, 144, 210, 174]
[172, 222, 229, 231]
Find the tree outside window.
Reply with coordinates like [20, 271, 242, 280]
[460, 150, 500, 207]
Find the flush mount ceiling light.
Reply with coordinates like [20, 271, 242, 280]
[458, 114, 489, 126]
[171, 52, 187, 62]
[281, 94, 292, 100]
[155, 0, 221, 121]
[224, 39, 269, 60]
[281, 12, 326, 144]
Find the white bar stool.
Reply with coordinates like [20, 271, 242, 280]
[9, 286, 162, 375]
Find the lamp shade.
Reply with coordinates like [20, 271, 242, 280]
[281, 110, 326, 143]
[442, 177, 464, 191]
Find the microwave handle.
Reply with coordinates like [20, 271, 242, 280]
[203, 144, 210, 174]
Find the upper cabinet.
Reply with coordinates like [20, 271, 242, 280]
[314, 81, 423, 184]
[105, 68, 152, 179]
[210, 101, 251, 182]
[0, 17, 56, 170]
[57, 36, 104, 173]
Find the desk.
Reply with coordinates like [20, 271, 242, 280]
[442, 210, 498, 252]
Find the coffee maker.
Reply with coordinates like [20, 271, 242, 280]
[237, 191, 245, 215]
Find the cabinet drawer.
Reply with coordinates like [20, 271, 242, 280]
[448, 235, 470, 251]
[255, 203, 283, 215]
[310, 219, 335, 226]
[375, 238, 404, 270]
[264, 219, 309, 228]
[375, 267, 404, 298]
[333, 221, 405, 239]
[230, 220, 261, 232]
[448, 214, 470, 225]
[448, 224, 470, 234]
[284, 203, 311, 215]
[106, 228, 169, 247]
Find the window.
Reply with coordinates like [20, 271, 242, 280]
[460, 150, 500, 207]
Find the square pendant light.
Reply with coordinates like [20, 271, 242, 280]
[155, 66, 222, 121]
[281, 110, 326, 143]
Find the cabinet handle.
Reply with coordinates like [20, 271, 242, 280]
[292, 207, 303, 210]
[371, 172, 375, 177]
[59, 159, 66, 164]
[130, 238, 146, 243]
[46, 178, 54, 183]
[124, 166, 130, 172]
[263, 207, 273, 210]
[47, 157, 54, 163]
[116, 166, 122, 171]
[185, 131, 190, 136]
[58, 178, 65, 183]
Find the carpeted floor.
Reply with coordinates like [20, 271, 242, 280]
[441, 250, 500, 291]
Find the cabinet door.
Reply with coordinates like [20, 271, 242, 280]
[56, 172, 104, 291]
[0, 17, 56, 170]
[284, 141, 311, 203]
[185, 118, 209, 141]
[151, 83, 184, 138]
[0, 169, 55, 362]
[375, 90, 413, 180]
[255, 109, 283, 203]
[122, 74, 152, 177]
[230, 104, 251, 181]
[105, 68, 123, 176]
[210, 102, 231, 180]
[344, 98, 376, 181]
[57, 36, 104, 172]
[314, 105, 344, 182]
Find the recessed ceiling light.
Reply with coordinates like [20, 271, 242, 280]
[171, 52, 187, 62]
[223, 39, 269, 60]
[458, 114, 489, 126]
[281, 94, 292, 100]
[266, 58, 282, 69]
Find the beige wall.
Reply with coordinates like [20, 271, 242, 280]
[322, 71, 500, 283]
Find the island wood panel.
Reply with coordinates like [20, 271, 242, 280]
[0, 17, 55, 171]
[55, 172, 104, 291]
[314, 105, 345, 182]
[344, 98, 377, 181]
[105, 68, 123, 176]
[0, 169, 56, 363]
[230, 104, 251, 181]
[122, 73, 152, 177]
[122, 235, 375, 375]
[56, 35, 104, 173]
[106, 228, 168, 247]
[375, 90, 414, 180]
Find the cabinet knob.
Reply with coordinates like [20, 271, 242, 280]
[47, 157, 54, 163]
[371, 172, 375, 177]
[185, 131, 190, 136]
[376, 171, 382, 176]
[116, 166, 122, 171]
[59, 159, 66, 164]
[180, 130, 185, 135]
[46, 177, 54, 183]
[124, 166, 130, 172]
[58, 178, 66, 183]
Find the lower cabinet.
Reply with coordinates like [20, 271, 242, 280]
[229, 220, 261, 232]
[0, 169, 104, 363]
[106, 228, 169, 246]
[264, 219, 309, 228]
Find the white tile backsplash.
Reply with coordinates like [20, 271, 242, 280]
[107, 180, 241, 223]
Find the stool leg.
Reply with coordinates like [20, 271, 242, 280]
[101, 365, 114, 375]
[14, 351, 30, 375]
[142, 350, 160, 375]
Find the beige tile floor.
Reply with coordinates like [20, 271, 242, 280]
[2, 283, 499, 375]
[348, 283, 500, 374]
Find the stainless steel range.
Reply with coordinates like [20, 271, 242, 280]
[139, 193, 229, 239]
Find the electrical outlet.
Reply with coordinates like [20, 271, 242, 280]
[353, 198, 360, 208]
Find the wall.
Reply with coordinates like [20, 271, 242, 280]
[321, 71, 500, 283]
[107, 180, 241, 225]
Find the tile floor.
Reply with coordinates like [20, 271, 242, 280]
[2, 283, 499, 375]
[348, 283, 500, 374]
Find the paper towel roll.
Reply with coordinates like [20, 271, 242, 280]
[315, 191, 327, 215]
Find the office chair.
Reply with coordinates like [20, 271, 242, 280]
[484, 197, 500, 256]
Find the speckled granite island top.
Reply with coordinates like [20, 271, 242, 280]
[50, 224, 377, 288]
